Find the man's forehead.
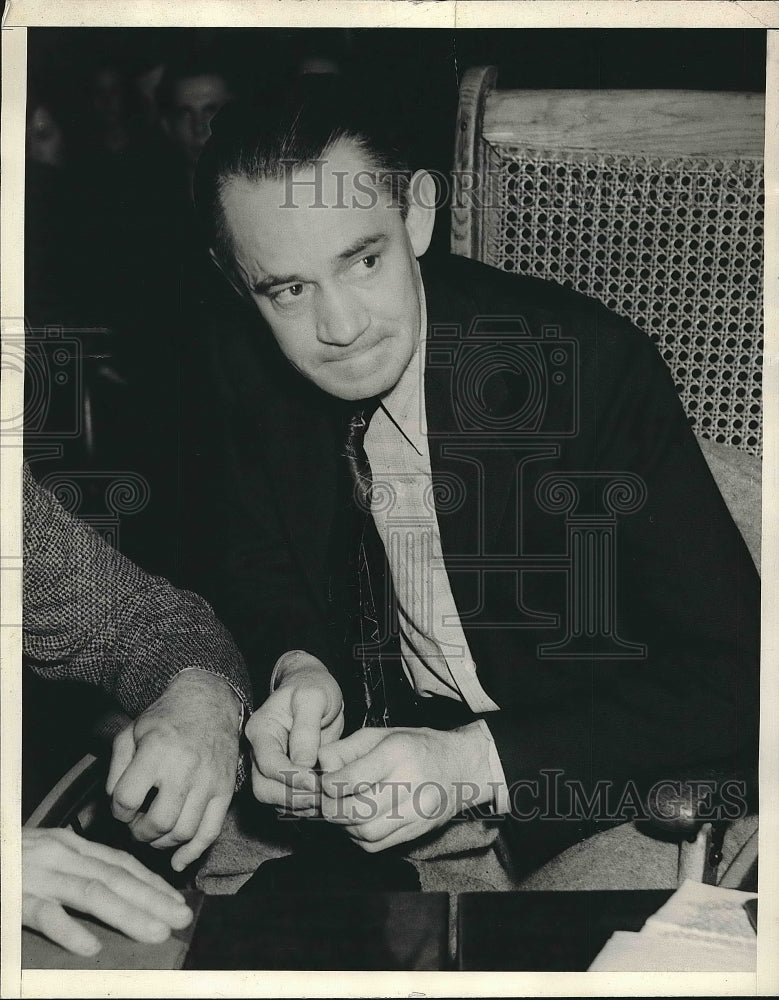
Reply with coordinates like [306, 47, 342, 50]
[173, 74, 230, 106]
[222, 149, 399, 230]
[229, 141, 389, 209]
[221, 164, 403, 281]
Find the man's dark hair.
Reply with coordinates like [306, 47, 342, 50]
[194, 76, 413, 272]
[156, 51, 232, 115]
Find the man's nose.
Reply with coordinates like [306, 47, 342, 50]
[193, 112, 213, 141]
[316, 288, 370, 346]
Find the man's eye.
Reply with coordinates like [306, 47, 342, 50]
[360, 254, 379, 271]
[272, 284, 305, 304]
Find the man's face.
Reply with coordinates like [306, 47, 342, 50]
[165, 74, 232, 166]
[26, 105, 64, 167]
[219, 141, 434, 401]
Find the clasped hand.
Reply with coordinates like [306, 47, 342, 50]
[245, 652, 344, 815]
[317, 726, 473, 851]
[244, 655, 494, 851]
[107, 669, 242, 871]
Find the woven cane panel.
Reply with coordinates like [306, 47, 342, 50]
[479, 140, 764, 455]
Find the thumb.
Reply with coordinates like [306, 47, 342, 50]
[288, 685, 329, 768]
[318, 727, 386, 773]
[106, 726, 136, 795]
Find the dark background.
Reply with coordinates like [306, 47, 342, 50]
[27, 27, 767, 195]
[22, 27, 767, 815]
[28, 26, 768, 96]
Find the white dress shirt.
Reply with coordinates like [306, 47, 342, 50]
[363, 288, 509, 813]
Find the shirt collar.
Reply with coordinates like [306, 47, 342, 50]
[379, 280, 427, 456]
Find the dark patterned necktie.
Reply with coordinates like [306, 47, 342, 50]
[343, 407, 391, 727]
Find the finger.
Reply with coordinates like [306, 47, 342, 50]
[341, 813, 429, 852]
[41, 871, 190, 941]
[339, 779, 452, 851]
[276, 805, 320, 819]
[67, 858, 192, 928]
[320, 738, 395, 796]
[321, 778, 411, 825]
[169, 795, 231, 872]
[155, 788, 221, 856]
[110, 745, 160, 824]
[318, 727, 387, 774]
[249, 716, 318, 792]
[22, 895, 101, 956]
[251, 769, 320, 810]
[322, 789, 378, 825]
[64, 833, 185, 903]
[288, 686, 328, 768]
[106, 727, 136, 796]
[129, 782, 187, 843]
[148, 787, 210, 851]
[45, 849, 191, 928]
[320, 705, 346, 746]
[244, 703, 290, 757]
[347, 822, 425, 853]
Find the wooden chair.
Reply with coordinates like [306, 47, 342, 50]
[452, 67, 765, 456]
[451, 68, 763, 887]
[24, 709, 132, 835]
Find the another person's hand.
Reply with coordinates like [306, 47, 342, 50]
[22, 828, 192, 956]
[244, 651, 344, 816]
[318, 723, 494, 851]
[107, 669, 243, 871]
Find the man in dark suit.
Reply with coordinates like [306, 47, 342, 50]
[190, 83, 759, 872]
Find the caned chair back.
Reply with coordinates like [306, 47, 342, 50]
[452, 67, 765, 455]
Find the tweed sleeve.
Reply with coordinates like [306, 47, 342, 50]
[22, 466, 253, 721]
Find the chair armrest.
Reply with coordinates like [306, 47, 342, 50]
[648, 781, 717, 841]
[644, 772, 757, 885]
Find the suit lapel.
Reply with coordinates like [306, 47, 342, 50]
[260, 387, 338, 615]
[225, 320, 338, 618]
[423, 260, 518, 564]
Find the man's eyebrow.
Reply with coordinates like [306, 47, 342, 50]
[252, 272, 301, 295]
[252, 235, 387, 294]
[337, 233, 387, 262]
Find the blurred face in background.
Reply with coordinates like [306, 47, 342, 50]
[134, 63, 165, 126]
[26, 105, 64, 167]
[162, 74, 233, 167]
[90, 67, 125, 127]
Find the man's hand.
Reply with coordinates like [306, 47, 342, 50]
[22, 828, 192, 956]
[318, 723, 494, 852]
[244, 651, 344, 816]
[106, 669, 242, 871]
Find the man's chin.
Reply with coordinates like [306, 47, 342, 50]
[321, 380, 386, 402]
[316, 366, 402, 402]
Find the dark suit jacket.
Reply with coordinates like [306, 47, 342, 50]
[186, 253, 759, 847]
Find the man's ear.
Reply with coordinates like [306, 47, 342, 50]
[403, 170, 437, 259]
[208, 248, 251, 304]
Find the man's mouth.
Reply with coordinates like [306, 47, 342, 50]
[324, 339, 384, 365]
